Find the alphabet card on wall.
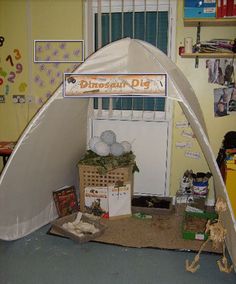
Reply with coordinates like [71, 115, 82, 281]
[108, 183, 132, 219]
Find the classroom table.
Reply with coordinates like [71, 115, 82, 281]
[0, 141, 15, 167]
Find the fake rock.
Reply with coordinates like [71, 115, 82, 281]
[100, 130, 116, 146]
[94, 141, 110, 156]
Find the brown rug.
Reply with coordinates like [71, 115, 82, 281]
[49, 208, 221, 254]
[93, 210, 221, 254]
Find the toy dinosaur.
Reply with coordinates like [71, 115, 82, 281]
[186, 197, 233, 273]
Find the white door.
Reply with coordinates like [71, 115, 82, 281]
[92, 119, 169, 196]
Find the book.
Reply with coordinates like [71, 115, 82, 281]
[234, 0, 236, 15]
[53, 185, 79, 217]
[84, 186, 109, 216]
[217, 0, 222, 18]
[222, 0, 227, 17]
[227, 0, 234, 16]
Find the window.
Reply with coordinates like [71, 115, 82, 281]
[85, 0, 177, 121]
[94, 11, 168, 53]
[84, 0, 177, 196]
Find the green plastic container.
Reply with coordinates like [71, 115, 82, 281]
[182, 211, 218, 241]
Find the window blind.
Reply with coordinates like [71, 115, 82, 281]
[90, 0, 170, 119]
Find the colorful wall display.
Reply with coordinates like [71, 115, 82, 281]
[0, 36, 26, 97]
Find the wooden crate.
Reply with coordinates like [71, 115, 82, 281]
[78, 164, 133, 212]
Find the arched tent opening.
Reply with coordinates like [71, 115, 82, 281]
[0, 38, 235, 268]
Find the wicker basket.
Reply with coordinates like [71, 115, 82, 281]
[78, 164, 133, 212]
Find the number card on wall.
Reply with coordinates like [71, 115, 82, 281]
[108, 183, 132, 219]
[0, 42, 25, 95]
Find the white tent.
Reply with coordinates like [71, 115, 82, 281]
[0, 38, 235, 267]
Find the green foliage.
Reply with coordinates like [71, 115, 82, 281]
[78, 150, 139, 175]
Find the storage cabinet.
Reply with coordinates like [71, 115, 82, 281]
[225, 159, 236, 219]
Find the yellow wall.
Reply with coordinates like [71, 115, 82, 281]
[170, 0, 236, 199]
[0, 0, 83, 168]
[0, 1, 29, 140]
[0, 0, 83, 139]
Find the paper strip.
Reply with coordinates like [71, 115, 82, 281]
[185, 151, 200, 160]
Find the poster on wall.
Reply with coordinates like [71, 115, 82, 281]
[207, 59, 235, 86]
[34, 40, 84, 63]
[32, 40, 84, 105]
[214, 87, 236, 117]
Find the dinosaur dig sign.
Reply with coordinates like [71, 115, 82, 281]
[64, 74, 166, 97]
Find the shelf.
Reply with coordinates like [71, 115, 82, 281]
[181, 52, 235, 58]
[184, 18, 236, 27]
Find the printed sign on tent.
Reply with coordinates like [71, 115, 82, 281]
[64, 74, 166, 97]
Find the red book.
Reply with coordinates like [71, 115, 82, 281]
[53, 186, 79, 217]
[222, 0, 227, 17]
[217, 0, 222, 17]
[234, 0, 236, 15]
[227, 0, 234, 16]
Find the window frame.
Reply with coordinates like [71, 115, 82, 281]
[84, 0, 177, 61]
[83, 0, 177, 196]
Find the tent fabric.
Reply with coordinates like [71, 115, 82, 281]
[0, 38, 235, 268]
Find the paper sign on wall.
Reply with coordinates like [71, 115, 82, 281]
[175, 121, 190, 128]
[0, 95, 5, 103]
[176, 142, 192, 149]
[182, 129, 195, 138]
[185, 151, 201, 160]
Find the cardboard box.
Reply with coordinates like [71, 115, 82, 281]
[185, 0, 216, 7]
[225, 159, 236, 218]
[132, 196, 174, 215]
[184, 1, 216, 18]
[51, 212, 106, 243]
[184, 7, 216, 18]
